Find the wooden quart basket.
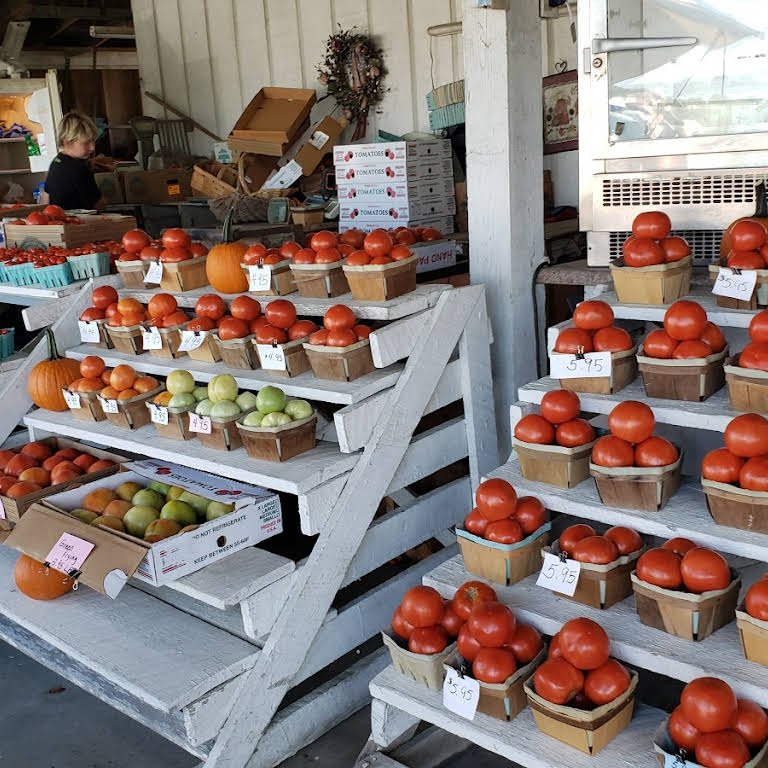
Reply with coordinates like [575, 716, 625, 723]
[303, 338, 375, 382]
[444, 648, 546, 722]
[725, 355, 768, 412]
[65, 389, 106, 423]
[631, 570, 741, 642]
[147, 403, 196, 441]
[237, 414, 316, 462]
[551, 346, 637, 395]
[289, 261, 348, 299]
[524, 671, 638, 756]
[709, 264, 768, 310]
[342, 255, 417, 302]
[241, 259, 296, 296]
[736, 602, 768, 669]
[609, 255, 692, 305]
[456, 523, 550, 586]
[381, 628, 456, 691]
[116, 259, 148, 289]
[150, 323, 188, 360]
[214, 333, 259, 370]
[702, 477, 768, 534]
[160, 256, 208, 293]
[514, 437, 595, 489]
[590, 452, 682, 512]
[637, 344, 728, 402]
[80, 318, 113, 349]
[253, 336, 311, 378]
[105, 323, 145, 356]
[100, 386, 164, 430]
[196, 409, 255, 452]
[184, 329, 221, 363]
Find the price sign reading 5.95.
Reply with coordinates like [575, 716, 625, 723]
[442, 668, 479, 720]
[536, 552, 581, 597]
[549, 351, 612, 380]
[712, 267, 757, 300]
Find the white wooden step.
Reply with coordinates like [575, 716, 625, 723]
[24, 409, 359, 495]
[65, 344, 404, 406]
[519, 376, 735, 433]
[0, 279, 87, 306]
[0, 546, 257, 712]
[425, 554, 768, 707]
[121, 283, 450, 321]
[370, 664, 665, 768]
[490, 459, 768, 562]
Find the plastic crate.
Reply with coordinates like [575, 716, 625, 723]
[5, 262, 38, 286]
[0, 261, 8, 282]
[428, 102, 465, 130]
[67, 251, 110, 280]
[34, 262, 74, 288]
[0, 328, 14, 360]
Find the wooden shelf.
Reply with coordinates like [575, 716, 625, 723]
[425, 554, 768, 707]
[371, 664, 665, 768]
[0, 280, 87, 306]
[24, 409, 359, 495]
[65, 343, 403, 406]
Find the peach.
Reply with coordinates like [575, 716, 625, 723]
[82, 488, 119, 514]
[5, 454, 38, 478]
[102, 499, 131, 520]
[144, 518, 182, 542]
[73, 453, 97, 471]
[88, 459, 116, 473]
[18, 468, 50, 487]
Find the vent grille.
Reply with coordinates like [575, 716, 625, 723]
[609, 230, 723, 265]
[601, 174, 765, 207]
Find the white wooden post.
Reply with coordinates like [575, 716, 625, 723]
[463, 0, 545, 455]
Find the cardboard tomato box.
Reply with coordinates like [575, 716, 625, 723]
[3, 459, 281, 597]
[333, 140, 452, 166]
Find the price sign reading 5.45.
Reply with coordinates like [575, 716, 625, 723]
[536, 552, 581, 597]
[549, 351, 612, 380]
[713, 267, 757, 300]
[442, 668, 479, 720]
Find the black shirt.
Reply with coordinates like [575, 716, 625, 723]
[44, 153, 101, 210]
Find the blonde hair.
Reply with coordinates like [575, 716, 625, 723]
[57, 111, 97, 146]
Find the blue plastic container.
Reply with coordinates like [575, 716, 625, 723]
[5, 262, 38, 286]
[67, 251, 110, 280]
[0, 328, 15, 360]
[34, 262, 74, 289]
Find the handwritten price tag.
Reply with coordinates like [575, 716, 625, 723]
[0, 499, 5, 520]
[188, 412, 212, 435]
[664, 754, 695, 768]
[713, 267, 757, 300]
[78, 320, 101, 344]
[99, 397, 119, 414]
[248, 264, 272, 292]
[144, 261, 163, 284]
[44, 533, 94, 577]
[149, 404, 169, 425]
[536, 552, 581, 597]
[442, 668, 479, 720]
[63, 389, 81, 409]
[142, 326, 163, 350]
[550, 351, 612, 380]
[256, 343, 287, 371]
[178, 330, 206, 352]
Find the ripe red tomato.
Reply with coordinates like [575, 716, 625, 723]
[514, 414, 555, 445]
[506, 624, 543, 665]
[161, 228, 191, 249]
[680, 548, 731, 594]
[440, 601, 463, 637]
[554, 327, 594, 354]
[733, 699, 768, 749]
[189, 242, 208, 257]
[749, 311, 768, 343]
[308, 328, 329, 345]
[727, 250, 764, 270]
[513, 496, 547, 535]
[345, 250, 371, 266]
[288, 319, 319, 341]
[643, 329, 678, 359]
[533, 658, 584, 704]
[603, 526, 643, 555]
[632, 211, 671, 240]
[243, 244, 267, 265]
[186, 317, 216, 332]
[217, 317, 250, 340]
[559, 524, 596, 555]
[660, 236, 691, 263]
[255, 324, 288, 345]
[370, 255, 393, 265]
[634, 436, 678, 467]
[724, 413, 768, 458]
[80, 307, 106, 321]
[230, 296, 261, 322]
[43, 204, 66, 222]
[739, 341, 768, 371]
[485, 518, 523, 544]
[558, 618, 610, 671]
[278, 241, 301, 260]
[323, 304, 356, 331]
[452, 581, 498, 621]
[472, 647, 517, 683]
[339, 229, 365, 249]
[584, 659, 631, 706]
[555, 419, 595, 448]
[160, 247, 191, 263]
[702, 449, 745, 484]
[400, 586, 445, 628]
[195, 294, 227, 320]
[467, 602, 516, 648]
[147, 293, 177, 319]
[636, 547, 683, 589]
[392, 606, 415, 639]
[731, 220, 768, 251]
[572, 536, 619, 565]
[700, 322, 727, 353]
[739, 456, 768, 491]
[396, 228, 417, 246]
[364, 230, 393, 258]
[475, 478, 517, 522]
[540, 389, 581, 425]
[353, 324, 371, 340]
[548, 630, 563, 659]
[463, 508, 489, 537]
[293, 248, 316, 264]
[91, 285, 118, 309]
[572, 301, 614, 331]
[140, 245, 162, 261]
[457, 623, 481, 662]
[674, 339, 713, 359]
[593, 326, 633, 352]
[745, 579, 768, 621]
[315, 247, 342, 264]
[264, 299, 297, 330]
[121, 228, 151, 253]
[390, 245, 413, 261]
[682, 678, 739, 733]
[695, 731, 750, 768]
[664, 300, 708, 341]
[408, 626, 449, 655]
[663, 537, 697, 556]
[669, 706, 702, 751]
[623, 237, 665, 267]
[310, 230, 338, 252]
[591, 435, 634, 467]
[608, 400, 655, 444]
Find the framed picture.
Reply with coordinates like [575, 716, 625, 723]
[543, 70, 578, 154]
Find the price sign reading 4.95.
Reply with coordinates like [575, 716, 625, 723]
[77, 320, 101, 344]
[536, 552, 581, 597]
[188, 412, 212, 435]
[178, 330, 206, 352]
[62, 389, 81, 409]
[248, 264, 272, 292]
[142, 326, 163, 350]
[148, 404, 169, 426]
[712, 267, 757, 300]
[144, 261, 163, 284]
[256, 343, 287, 371]
[549, 351, 612, 380]
[442, 668, 479, 720]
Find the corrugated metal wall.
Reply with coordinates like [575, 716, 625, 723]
[131, 0, 465, 156]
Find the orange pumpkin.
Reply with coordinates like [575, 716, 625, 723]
[14, 554, 74, 600]
[205, 210, 248, 293]
[27, 329, 81, 411]
[721, 182, 768, 258]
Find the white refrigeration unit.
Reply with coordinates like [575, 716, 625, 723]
[579, 0, 768, 265]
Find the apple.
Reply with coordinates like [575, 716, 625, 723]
[236, 391, 258, 412]
[210, 400, 241, 418]
[147, 480, 171, 497]
[169, 392, 196, 409]
[115, 481, 143, 502]
[285, 399, 313, 421]
[256, 385, 286, 415]
[166, 369, 195, 395]
[71, 508, 98, 524]
[123, 505, 160, 536]
[206, 500, 235, 521]
[242, 411, 264, 427]
[166, 486, 185, 501]
[195, 398, 214, 416]
[160, 500, 197, 527]
[178, 490, 209, 518]
[193, 386, 209, 402]
[262, 411, 292, 427]
[132, 488, 165, 510]
[208, 374, 238, 403]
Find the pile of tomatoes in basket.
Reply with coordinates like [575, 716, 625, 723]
[1, 241, 122, 270]
[514, 389, 595, 448]
[553, 301, 633, 354]
[723, 219, 768, 270]
[702, 413, 768, 492]
[635, 537, 732, 593]
[621, 211, 691, 267]
[119, 228, 208, 264]
[642, 300, 727, 360]
[737, 310, 768, 372]
[12, 204, 82, 226]
[556, 523, 643, 564]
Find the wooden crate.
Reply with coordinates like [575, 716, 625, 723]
[736, 604, 768, 668]
[609, 255, 692, 305]
[514, 437, 594, 489]
[241, 260, 297, 297]
[160, 256, 208, 293]
[0, 203, 43, 219]
[590, 454, 682, 512]
[553, 346, 637, 395]
[105, 324, 145, 356]
[150, 324, 188, 360]
[291, 207, 324, 227]
[215, 333, 258, 370]
[196, 411, 251, 452]
[147, 404, 196, 441]
[116, 259, 150, 289]
[101, 387, 163, 430]
[304, 339, 375, 382]
[702, 477, 768, 534]
[638, 345, 728, 401]
[185, 330, 221, 363]
[237, 415, 317, 462]
[4, 214, 135, 248]
[343, 256, 418, 302]
[381, 628, 456, 691]
[631, 571, 740, 642]
[191, 163, 237, 198]
[725, 356, 768, 412]
[290, 262, 348, 299]
[253, 337, 311, 378]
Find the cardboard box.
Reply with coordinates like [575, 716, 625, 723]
[335, 157, 454, 183]
[231, 87, 317, 147]
[4, 213, 136, 248]
[94, 172, 125, 205]
[293, 116, 345, 176]
[5, 459, 282, 596]
[333, 140, 451, 166]
[336, 177, 455, 204]
[341, 218, 456, 236]
[339, 197, 456, 224]
[122, 169, 192, 204]
[412, 240, 460, 274]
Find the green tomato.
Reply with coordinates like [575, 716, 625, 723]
[242, 411, 264, 427]
[193, 386, 209, 402]
[261, 411, 292, 427]
[166, 369, 195, 395]
[284, 399, 313, 421]
[208, 374, 239, 403]
[168, 392, 196, 408]
[195, 398, 214, 416]
[210, 400, 241, 419]
[236, 391, 259, 412]
[256, 385, 287, 415]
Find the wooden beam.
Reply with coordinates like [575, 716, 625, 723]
[49, 18, 79, 39]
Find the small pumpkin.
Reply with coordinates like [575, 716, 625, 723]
[721, 181, 768, 259]
[28, 329, 81, 411]
[205, 209, 248, 293]
[14, 554, 74, 600]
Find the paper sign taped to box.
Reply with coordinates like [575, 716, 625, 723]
[261, 159, 303, 190]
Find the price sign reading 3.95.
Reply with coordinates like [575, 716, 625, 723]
[536, 552, 581, 597]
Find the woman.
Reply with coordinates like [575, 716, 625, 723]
[43, 111, 105, 211]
